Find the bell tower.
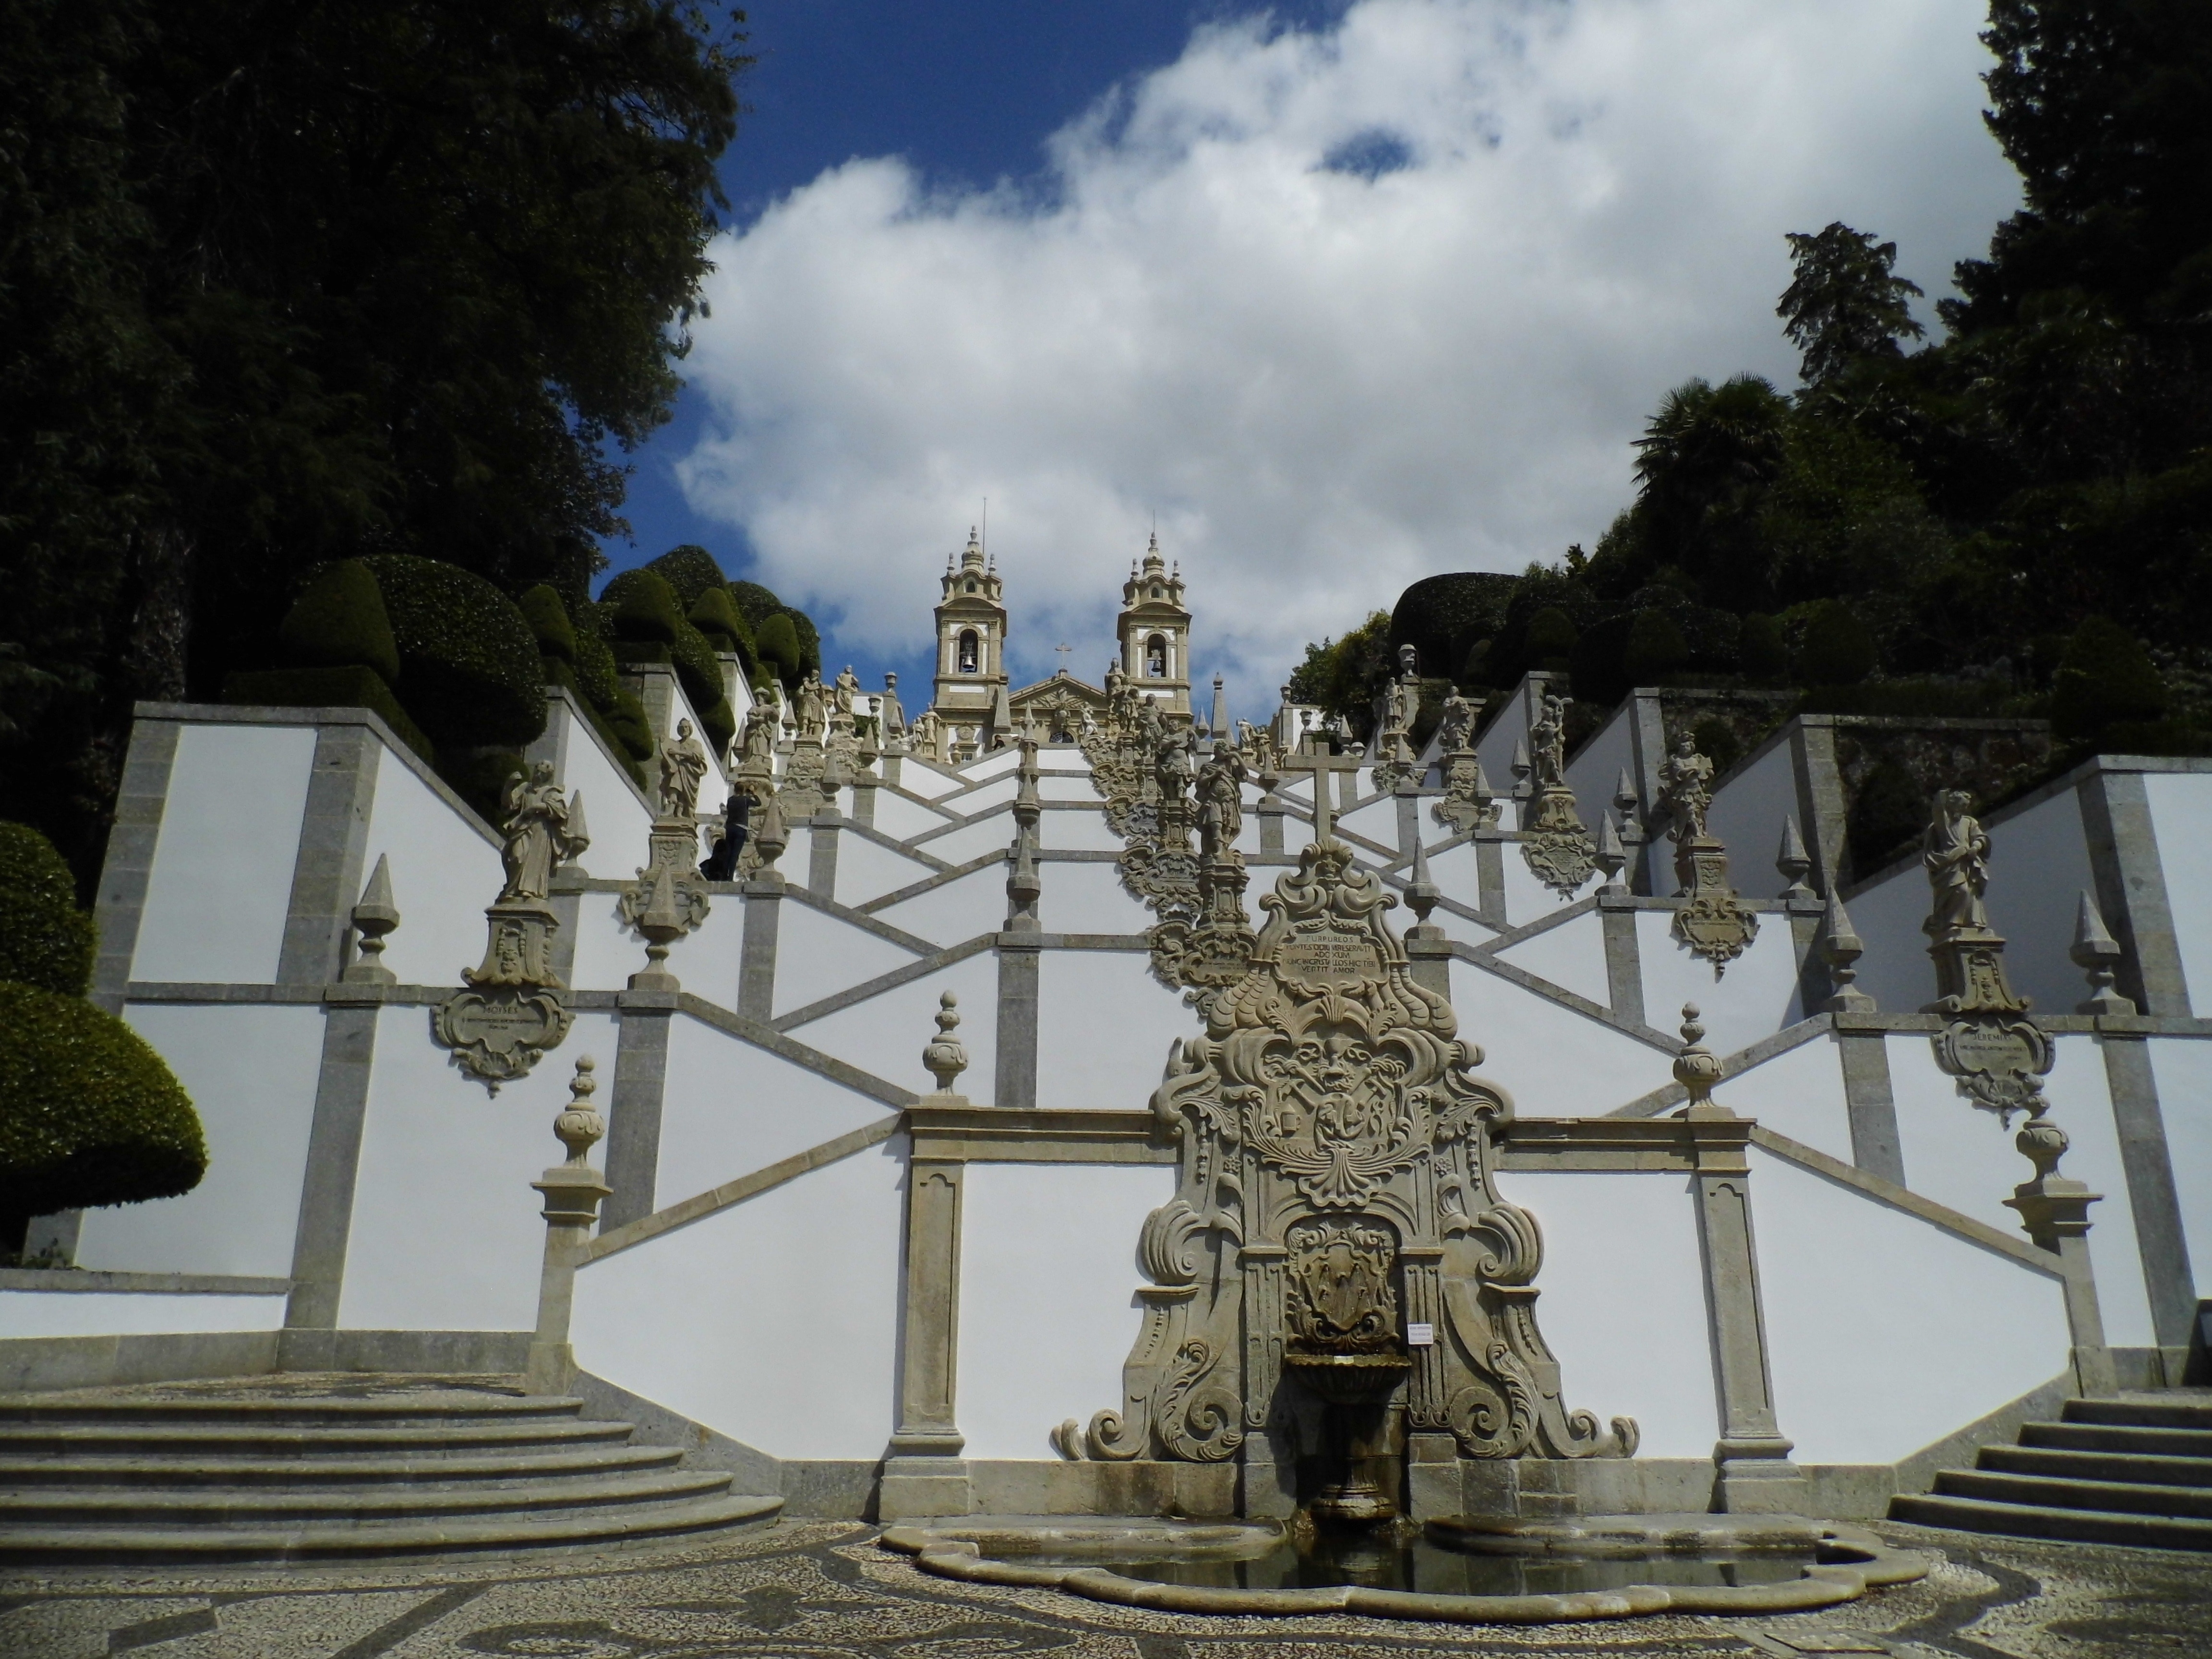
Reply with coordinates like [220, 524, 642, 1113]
[931, 528, 1008, 757]
[1117, 534, 1191, 719]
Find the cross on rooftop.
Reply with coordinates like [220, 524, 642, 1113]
[1275, 744, 1365, 843]
[1053, 642, 1072, 672]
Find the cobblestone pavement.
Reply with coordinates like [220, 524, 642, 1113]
[1, 1519, 2208, 1659]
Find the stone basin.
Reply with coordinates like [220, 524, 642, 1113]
[1282, 1349, 1412, 1405]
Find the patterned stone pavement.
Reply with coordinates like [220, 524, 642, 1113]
[1, 1519, 2209, 1659]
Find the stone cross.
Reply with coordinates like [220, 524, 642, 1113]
[1275, 745, 1365, 842]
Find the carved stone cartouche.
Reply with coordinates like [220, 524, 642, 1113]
[1919, 790, 2051, 1121]
[1059, 838, 1636, 1482]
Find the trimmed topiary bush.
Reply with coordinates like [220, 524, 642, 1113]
[358, 555, 545, 748]
[1623, 608, 1689, 685]
[570, 623, 624, 712]
[0, 983, 206, 1245]
[669, 615, 725, 714]
[688, 587, 753, 660]
[519, 585, 577, 665]
[1796, 600, 1877, 688]
[0, 824, 96, 996]
[728, 580, 785, 631]
[603, 569, 683, 645]
[755, 612, 802, 685]
[1390, 573, 1519, 685]
[1740, 613, 1788, 680]
[1526, 607, 1579, 672]
[224, 667, 435, 762]
[608, 686, 654, 760]
[645, 545, 729, 608]
[2051, 616, 2167, 742]
[278, 560, 401, 685]
[1565, 615, 1635, 709]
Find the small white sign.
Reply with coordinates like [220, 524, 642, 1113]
[1406, 1322, 1435, 1347]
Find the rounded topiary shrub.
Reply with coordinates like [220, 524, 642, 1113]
[608, 686, 655, 760]
[1526, 607, 1579, 673]
[1740, 613, 1788, 680]
[1796, 600, 1877, 688]
[755, 612, 802, 685]
[787, 608, 822, 679]
[279, 560, 402, 685]
[645, 545, 729, 608]
[728, 580, 785, 630]
[1623, 608, 1689, 685]
[1565, 615, 1635, 709]
[518, 585, 577, 665]
[688, 586, 754, 660]
[570, 619, 624, 714]
[670, 616, 725, 714]
[0, 983, 205, 1234]
[2051, 616, 2167, 742]
[0, 823, 96, 996]
[358, 555, 545, 747]
[603, 570, 682, 645]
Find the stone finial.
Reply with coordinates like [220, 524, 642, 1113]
[923, 992, 968, 1095]
[1511, 737, 1531, 790]
[2070, 890, 2134, 1015]
[1405, 838, 1440, 928]
[553, 1056, 605, 1166]
[627, 863, 686, 990]
[1613, 766, 1639, 820]
[1594, 813, 1627, 893]
[1672, 1004, 1730, 1118]
[753, 794, 789, 872]
[561, 792, 592, 873]
[347, 854, 400, 984]
[1776, 817, 1813, 901]
[1820, 890, 1875, 1013]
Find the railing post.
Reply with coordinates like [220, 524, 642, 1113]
[524, 1057, 613, 1397]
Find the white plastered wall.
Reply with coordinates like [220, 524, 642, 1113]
[1563, 703, 1634, 825]
[1492, 912, 1610, 1010]
[870, 789, 958, 841]
[2144, 772, 2212, 1013]
[571, 1138, 906, 1461]
[773, 902, 925, 1020]
[1840, 861, 1936, 1014]
[869, 866, 1006, 947]
[1448, 959, 1670, 1116]
[1037, 808, 1125, 853]
[919, 815, 1020, 866]
[1887, 1033, 2156, 1349]
[836, 832, 941, 908]
[1982, 789, 2097, 1019]
[1635, 911, 1804, 1056]
[337, 1009, 620, 1332]
[653, 1016, 894, 1206]
[550, 701, 653, 883]
[784, 950, 998, 1105]
[1501, 1171, 1718, 1459]
[2148, 1035, 2212, 1295]
[1701, 739, 1797, 899]
[359, 742, 504, 989]
[1035, 951, 1199, 1110]
[74, 1002, 326, 1276]
[1718, 1035, 1855, 1165]
[1750, 1147, 2071, 1465]
[1038, 860, 1150, 935]
[132, 723, 317, 984]
[565, 890, 746, 1006]
[957, 1162, 1174, 1459]
[0, 1294, 288, 1339]
[1500, 849, 1599, 927]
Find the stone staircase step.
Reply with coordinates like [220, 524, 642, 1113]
[0, 1492, 783, 1565]
[0, 1418, 640, 1459]
[0, 1468, 735, 1527]
[0, 1394, 585, 1427]
[1891, 1492, 2212, 1552]
[2062, 1396, 2212, 1432]
[2020, 1421, 2212, 1458]
[1979, 1443, 2212, 1488]
[0, 1444, 683, 1487]
[1934, 1468, 2212, 1520]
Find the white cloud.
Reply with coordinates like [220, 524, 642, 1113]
[675, 0, 2018, 704]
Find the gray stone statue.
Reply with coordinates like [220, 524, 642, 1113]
[833, 664, 860, 718]
[795, 670, 826, 736]
[657, 718, 709, 822]
[498, 762, 584, 903]
[1923, 789, 1992, 933]
[1658, 731, 1715, 843]
[1198, 745, 1248, 853]
[1529, 693, 1569, 790]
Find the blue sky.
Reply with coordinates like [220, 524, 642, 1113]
[603, 0, 2020, 719]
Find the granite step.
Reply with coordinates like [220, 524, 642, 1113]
[1890, 1493, 2212, 1552]
[0, 1468, 736, 1527]
[2019, 1421, 2212, 1459]
[0, 1374, 781, 1564]
[0, 1444, 684, 1487]
[1932, 1468, 2212, 1521]
[1979, 1443, 2212, 1488]
[2061, 1397, 2212, 1431]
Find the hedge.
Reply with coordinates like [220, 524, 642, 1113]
[755, 612, 802, 683]
[669, 614, 725, 714]
[519, 585, 578, 664]
[1795, 600, 1877, 688]
[1740, 613, 1788, 680]
[278, 560, 401, 685]
[0, 824, 96, 996]
[1623, 608, 1689, 685]
[225, 665, 436, 762]
[688, 586, 755, 662]
[358, 555, 545, 748]
[645, 545, 729, 608]
[0, 983, 205, 1223]
[2052, 616, 2166, 741]
[1389, 573, 1519, 681]
[603, 569, 682, 644]
[728, 580, 785, 631]
[542, 660, 649, 789]
[571, 620, 625, 713]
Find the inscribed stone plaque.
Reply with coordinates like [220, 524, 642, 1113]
[1276, 926, 1383, 994]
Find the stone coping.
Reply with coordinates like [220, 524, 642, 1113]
[879, 1513, 1930, 1623]
[0, 1270, 290, 1296]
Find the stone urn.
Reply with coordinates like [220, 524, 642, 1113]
[1285, 1349, 1412, 1525]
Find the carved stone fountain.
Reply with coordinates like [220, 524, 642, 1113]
[1057, 838, 1635, 1523]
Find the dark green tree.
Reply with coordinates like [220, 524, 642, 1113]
[1777, 223, 1926, 388]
